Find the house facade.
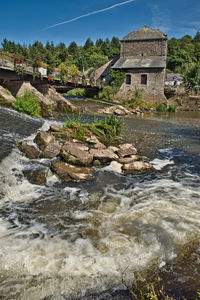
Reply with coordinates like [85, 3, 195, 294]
[96, 26, 168, 103]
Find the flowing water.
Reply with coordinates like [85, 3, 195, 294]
[0, 106, 200, 299]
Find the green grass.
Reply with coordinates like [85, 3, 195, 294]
[156, 103, 177, 112]
[64, 113, 124, 143]
[156, 103, 168, 112]
[66, 88, 86, 97]
[14, 92, 41, 117]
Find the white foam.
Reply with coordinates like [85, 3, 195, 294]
[150, 158, 174, 170]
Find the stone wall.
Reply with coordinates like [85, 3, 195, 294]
[121, 39, 167, 57]
[114, 68, 167, 103]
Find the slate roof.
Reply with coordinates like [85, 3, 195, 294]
[112, 56, 166, 69]
[122, 26, 167, 41]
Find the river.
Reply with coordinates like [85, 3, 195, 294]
[0, 106, 200, 299]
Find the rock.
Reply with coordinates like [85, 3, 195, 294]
[93, 142, 106, 150]
[117, 143, 137, 158]
[98, 105, 130, 116]
[51, 161, 94, 181]
[86, 136, 99, 144]
[40, 142, 61, 158]
[34, 131, 56, 151]
[61, 141, 93, 166]
[89, 149, 118, 163]
[107, 146, 119, 152]
[122, 161, 153, 174]
[106, 161, 123, 173]
[0, 85, 15, 107]
[18, 142, 40, 159]
[49, 125, 62, 132]
[118, 155, 141, 164]
[23, 165, 47, 185]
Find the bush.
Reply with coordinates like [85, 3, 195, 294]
[168, 104, 177, 112]
[14, 92, 41, 117]
[66, 88, 86, 97]
[156, 103, 168, 112]
[156, 103, 177, 112]
[129, 87, 143, 107]
[98, 86, 113, 101]
[110, 69, 126, 93]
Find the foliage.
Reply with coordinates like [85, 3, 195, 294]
[13, 65, 25, 76]
[168, 104, 177, 112]
[67, 65, 80, 77]
[131, 87, 143, 106]
[13, 92, 41, 117]
[156, 103, 168, 112]
[110, 69, 126, 93]
[98, 86, 113, 101]
[90, 115, 124, 141]
[66, 88, 86, 97]
[32, 71, 41, 80]
[184, 63, 200, 92]
[64, 114, 124, 143]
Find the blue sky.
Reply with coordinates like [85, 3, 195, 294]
[0, 0, 199, 46]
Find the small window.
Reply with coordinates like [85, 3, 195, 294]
[126, 74, 131, 85]
[141, 74, 147, 85]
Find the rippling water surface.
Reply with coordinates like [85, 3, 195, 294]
[0, 107, 200, 299]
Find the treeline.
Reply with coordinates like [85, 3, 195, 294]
[1, 37, 120, 72]
[167, 31, 200, 91]
[1, 31, 200, 91]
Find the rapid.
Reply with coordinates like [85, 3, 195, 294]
[0, 106, 200, 299]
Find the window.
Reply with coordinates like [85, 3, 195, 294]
[141, 74, 147, 85]
[126, 74, 131, 85]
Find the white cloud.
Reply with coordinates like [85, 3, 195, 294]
[40, 0, 136, 31]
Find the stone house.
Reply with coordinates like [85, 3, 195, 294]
[95, 26, 168, 103]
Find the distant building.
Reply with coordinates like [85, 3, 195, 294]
[95, 26, 168, 103]
[165, 73, 183, 87]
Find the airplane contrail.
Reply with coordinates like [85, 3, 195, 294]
[40, 0, 136, 31]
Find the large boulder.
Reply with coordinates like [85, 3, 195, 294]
[34, 131, 56, 151]
[117, 143, 137, 158]
[89, 149, 118, 163]
[18, 142, 40, 159]
[51, 161, 94, 181]
[61, 141, 93, 166]
[0, 86, 15, 107]
[122, 161, 153, 174]
[45, 87, 81, 113]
